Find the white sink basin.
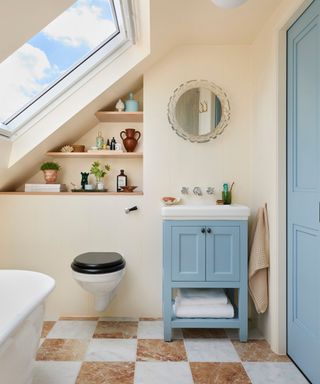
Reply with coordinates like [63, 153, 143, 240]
[161, 204, 250, 220]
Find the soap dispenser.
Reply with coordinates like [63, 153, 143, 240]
[125, 92, 138, 112]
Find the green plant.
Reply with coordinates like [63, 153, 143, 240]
[40, 161, 61, 171]
[90, 161, 110, 181]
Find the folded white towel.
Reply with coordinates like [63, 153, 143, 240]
[173, 300, 234, 319]
[176, 288, 228, 306]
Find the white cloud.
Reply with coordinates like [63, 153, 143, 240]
[0, 44, 53, 121]
[43, 1, 116, 49]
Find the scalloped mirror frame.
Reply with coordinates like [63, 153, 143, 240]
[167, 79, 231, 143]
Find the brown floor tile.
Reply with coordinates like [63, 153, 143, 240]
[137, 339, 187, 361]
[76, 362, 135, 384]
[36, 339, 89, 361]
[190, 362, 251, 384]
[59, 316, 99, 321]
[183, 328, 227, 339]
[93, 321, 138, 339]
[232, 340, 290, 362]
[41, 321, 56, 338]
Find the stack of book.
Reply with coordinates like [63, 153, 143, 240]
[24, 184, 67, 192]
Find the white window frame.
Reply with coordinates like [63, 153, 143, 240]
[0, 0, 135, 138]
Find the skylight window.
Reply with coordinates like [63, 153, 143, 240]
[0, 0, 133, 136]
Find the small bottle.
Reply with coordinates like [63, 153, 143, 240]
[117, 169, 127, 192]
[106, 139, 110, 150]
[110, 137, 116, 150]
[96, 131, 104, 150]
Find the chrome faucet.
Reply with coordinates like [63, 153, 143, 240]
[193, 187, 202, 196]
[206, 187, 215, 195]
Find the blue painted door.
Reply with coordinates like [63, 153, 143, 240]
[171, 226, 206, 281]
[287, 2, 320, 382]
[206, 226, 240, 281]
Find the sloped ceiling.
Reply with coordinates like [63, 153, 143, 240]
[0, 0, 282, 190]
[0, 0, 74, 62]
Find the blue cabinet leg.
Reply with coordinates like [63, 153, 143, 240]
[239, 323, 248, 342]
[164, 320, 172, 342]
[239, 287, 248, 342]
[163, 279, 172, 341]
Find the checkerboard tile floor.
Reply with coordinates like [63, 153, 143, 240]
[33, 318, 308, 384]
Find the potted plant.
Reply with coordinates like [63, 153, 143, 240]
[40, 161, 61, 184]
[90, 161, 111, 190]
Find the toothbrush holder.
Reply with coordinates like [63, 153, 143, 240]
[222, 191, 232, 205]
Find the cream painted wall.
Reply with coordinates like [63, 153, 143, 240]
[0, 44, 253, 321]
[144, 45, 253, 205]
[251, 0, 312, 353]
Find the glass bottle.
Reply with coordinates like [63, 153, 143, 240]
[110, 137, 116, 150]
[117, 169, 127, 192]
[96, 131, 104, 149]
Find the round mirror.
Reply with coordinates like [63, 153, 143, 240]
[168, 80, 230, 143]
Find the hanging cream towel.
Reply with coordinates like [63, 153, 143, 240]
[249, 205, 270, 314]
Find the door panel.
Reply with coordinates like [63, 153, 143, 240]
[287, 1, 320, 382]
[206, 226, 240, 281]
[171, 226, 206, 281]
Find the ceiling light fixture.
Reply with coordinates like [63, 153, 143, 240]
[211, 0, 248, 8]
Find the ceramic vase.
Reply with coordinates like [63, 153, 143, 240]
[120, 128, 141, 152]
[43, 170, 58, 184]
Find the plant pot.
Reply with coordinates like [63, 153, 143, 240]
[96, 181, 104, 191]
[43, 170, 58, 184]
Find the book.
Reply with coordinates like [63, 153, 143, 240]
[24, 184, 67, 192]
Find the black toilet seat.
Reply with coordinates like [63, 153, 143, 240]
[71, 252, 126, 274]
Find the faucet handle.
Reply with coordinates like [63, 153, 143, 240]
[193, 187, 202, 196]
[181, 187, 189, 195]
[206, 187, 215, 195]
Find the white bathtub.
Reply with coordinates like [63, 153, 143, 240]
[0, 270, 55, 384]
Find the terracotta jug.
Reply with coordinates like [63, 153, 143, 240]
[120, 128, 141, 152]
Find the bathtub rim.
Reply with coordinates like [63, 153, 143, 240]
[0, 269, 55, 345]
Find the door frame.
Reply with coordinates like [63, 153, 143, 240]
[274, 0, 313, 354]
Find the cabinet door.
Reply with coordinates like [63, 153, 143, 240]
[172, 226, 206, 281]
[206, 226, 240, 281]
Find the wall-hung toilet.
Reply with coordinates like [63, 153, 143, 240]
[71, 252, 126, 311]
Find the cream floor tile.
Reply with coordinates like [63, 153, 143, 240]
[137, 321, 183, 340]
[47, 321, 97, 339]
[32, 361, 81, 384]
[137, 321, 164, 339]
[243, 362, 309, 384]
[185, 339, 240, 362]
[85, 339, 137, 362]
[134, 362, 194, 384]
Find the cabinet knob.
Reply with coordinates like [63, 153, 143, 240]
[207, 228, 212, 234]
[201, 228, 206, 234]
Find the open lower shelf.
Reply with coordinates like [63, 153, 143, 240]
[171, 316, 240, 328]
[46, 152, 143, 158]
[0, 191, 143, 196]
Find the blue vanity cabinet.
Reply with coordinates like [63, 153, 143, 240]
[205, 226, 240, 281]
[171, 226, 206, 281]
[163, 219, 248, 342]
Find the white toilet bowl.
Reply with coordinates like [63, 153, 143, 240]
[71, 252, 126, 311]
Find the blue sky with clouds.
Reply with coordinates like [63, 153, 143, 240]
[0, 0, 116, 121]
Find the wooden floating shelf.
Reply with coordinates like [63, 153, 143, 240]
[46, 152, 143, 159]
[0, 192, 144, 196]
[95, 111, 143, 123]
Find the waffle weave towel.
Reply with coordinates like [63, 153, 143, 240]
[249, 206, 270, 314]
